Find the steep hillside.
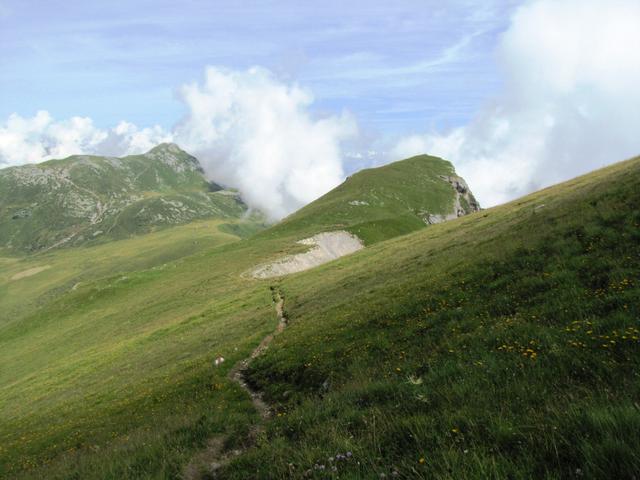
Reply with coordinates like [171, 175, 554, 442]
[1, 154, 638, 479]
[0, 143, 252, 253]
[264, 154, 480, 244]
[0, 153, 483, 479]
[230, 156, 640, 479]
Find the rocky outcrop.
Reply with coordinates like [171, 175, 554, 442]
[423, 175, 481, 225]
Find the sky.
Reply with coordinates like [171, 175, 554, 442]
[0, 1, 515, 132]
[1, 0, 639, 219]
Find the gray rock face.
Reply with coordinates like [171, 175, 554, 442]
[251, 231, 364, 279]
[423, 175, 481, 225]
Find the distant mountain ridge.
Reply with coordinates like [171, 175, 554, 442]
[0, 143, 251, 252]
[265, 154, 481, 244]
[0, 147, 479, 254]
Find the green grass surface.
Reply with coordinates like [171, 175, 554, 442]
[0, 144, 254, 253]
[0, 225, 278, 478]
[231, 156, 640, 479]
[1, 154, 638, 479]
[262, 154, 474, 245]
[0, 219, 257, 326]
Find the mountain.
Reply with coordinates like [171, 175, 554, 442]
[249, 154, 480, 278]
[267, 154, 480, 244]
[0, 143, 254, 253]
[1, 152, 638, 479]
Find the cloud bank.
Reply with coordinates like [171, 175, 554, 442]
[0, 67, 356, 220]
[174, 67, 357, 220]
[0, 112, 171, 166]
[392, 0, 640, 207]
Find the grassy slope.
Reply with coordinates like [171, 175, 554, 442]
[230, 156, 640, 479]
[0, 218, 260, 326]
[1, 155, 638, 479]
[262, 155, 472, 245]
[0, 220, 278, 478]
[2, 154, 465, 479]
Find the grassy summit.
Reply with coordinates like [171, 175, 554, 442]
[0, 152, 638, 479]
[267, 154, 480, 244]
[0, 143, 255, 253]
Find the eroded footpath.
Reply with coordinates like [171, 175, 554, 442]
[183, 287, 287, 479]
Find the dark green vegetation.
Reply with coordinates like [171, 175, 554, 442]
[232, 156, 640, 479]
[1, 151, 638, 479]
[0, 143, 255, 253]
[264, 154, 479, 245]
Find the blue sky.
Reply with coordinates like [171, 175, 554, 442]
[0, 0, 518, 135]
[2, 0, 638, 219]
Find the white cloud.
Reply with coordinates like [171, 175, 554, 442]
[173, 66, 357, 220]
[0, 67, 357, 220]
[0, 111, 107, 165]
[101, 121, 173, 156]
[392, 0, 640, 207]
[0, 112, 170, 167]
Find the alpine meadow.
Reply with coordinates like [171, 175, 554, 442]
[1, 1, 639, 479]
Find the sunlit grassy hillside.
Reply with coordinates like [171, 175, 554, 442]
[1, 153, 469, 478]
[263, 154, 479, 245]
[0, 219, 276, 478]
[0, 218, 261, 326]
[1, 154, 638, 479]
[229, 155, 640, 479]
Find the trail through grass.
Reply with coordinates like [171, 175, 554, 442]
[183, 288, 288, 479]
[225, 156, 640, 479]
[1, 155, 638, 479]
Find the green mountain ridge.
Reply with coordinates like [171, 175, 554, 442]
[0, 143, 253, 253]
[263, 154, 480, 245]
[1, 151, 638, 479]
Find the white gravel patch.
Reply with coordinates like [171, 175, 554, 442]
[252, 231, 363, 279]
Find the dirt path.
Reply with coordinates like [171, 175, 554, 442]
[182, 288, 287, 479]
[227, 288, 287, 419]
[10, 265, 51, 281]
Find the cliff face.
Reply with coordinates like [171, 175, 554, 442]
[424, 174, 481, 225]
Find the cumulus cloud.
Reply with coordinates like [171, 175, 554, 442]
[173, 66, 357, 220]
[0, 111, 105, 166]
[0, 67, 356, 220]
[0, 112, 170, 167]
[102, 121, 173, 156]
[392, 0, 640, 207]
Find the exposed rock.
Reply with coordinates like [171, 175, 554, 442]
[11, 209, 31, 220]
[251, 231, 363, 279]
[422, 175, 481, 225]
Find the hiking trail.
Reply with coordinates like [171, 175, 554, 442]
[182, 287, 287, 479]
